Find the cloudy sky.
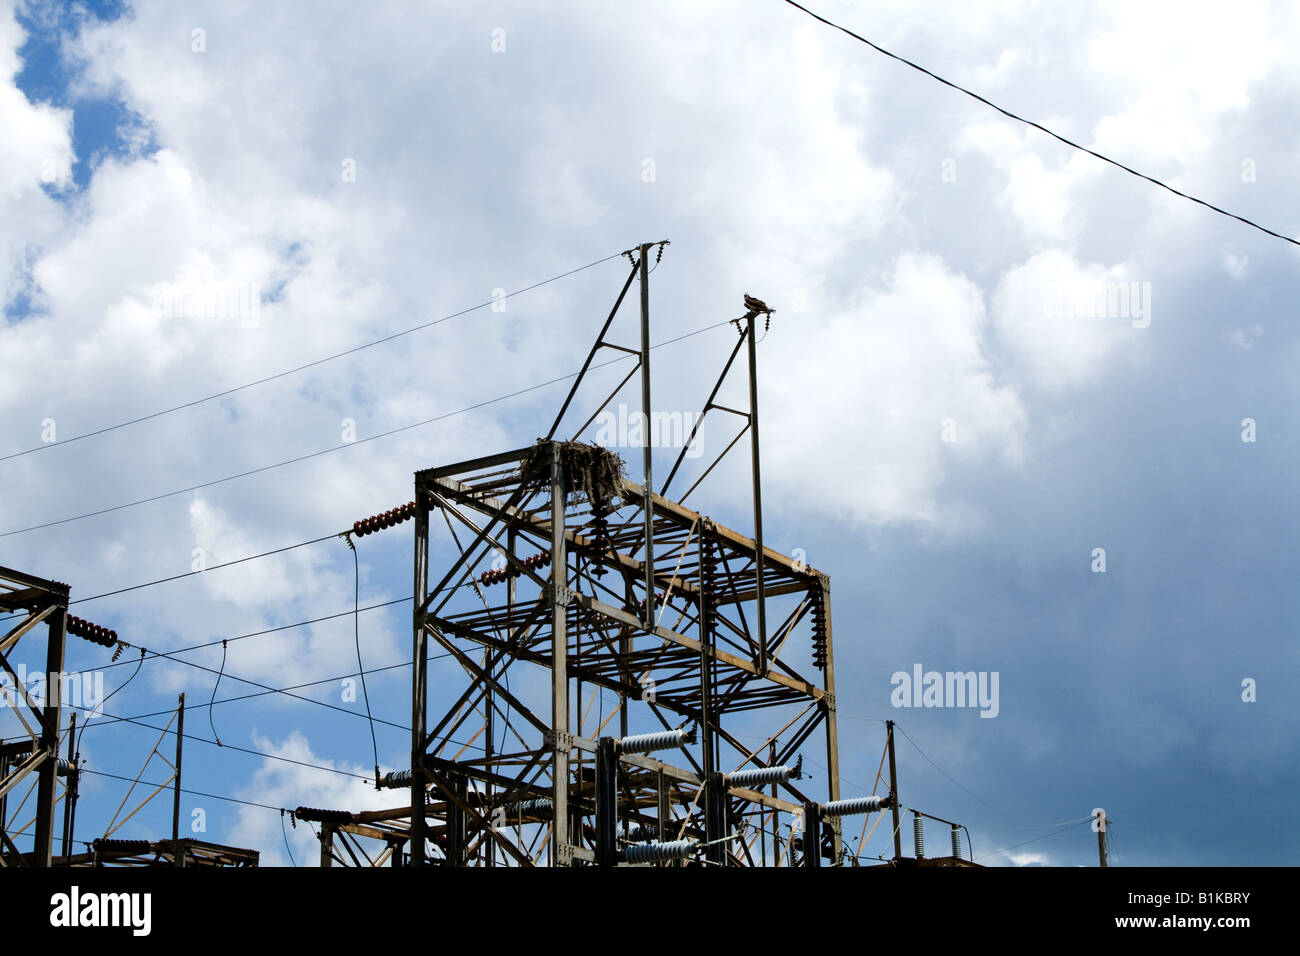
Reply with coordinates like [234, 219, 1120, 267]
[2, 0, 1296, 866]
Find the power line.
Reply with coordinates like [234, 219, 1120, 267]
[894, 722, 1000, 813]
[64, 700, 376, 783]
[0, 251, 626, 465]
[80, 767, 287, 815]
[77, 652, 446, 731]
[65, 649, 484, 771]
[0, 534, 338, 624]
[85, 598, 412, 674]
[781, 0, 1300, 249]
[975, 818, 1090, 862]
[143, 622, 412, 735]
[0, 318, 735, 539]
[70, 534, 339, 606]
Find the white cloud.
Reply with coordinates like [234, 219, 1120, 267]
[1224, 324, 1262, 351]
[958, 121, 1099, 243]
[0, 4, 73, 317]
[992, 250, 1147, 390]
[764, 252, 1026, 529]
[2, 0, 1295, 865]
[228, 731, 395, 866]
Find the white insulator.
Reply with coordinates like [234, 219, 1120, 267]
[616, 728, 695, 755]
[622, 839, 697, 864]
[820, 795, 890, 816]
[951, 825, 962, 860]
[725, 765, 799, 788]
[913, 814, 925, 858]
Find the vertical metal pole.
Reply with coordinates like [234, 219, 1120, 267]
[745, 316, 768, 675]
[33, 606, 67, 868]
[487, 529, 514, 869]
[818, 574, 841, 863]
[66, 753, 79, 863]
[61, 711, 76, 861]
[1098, 813, 1109, 867]
[639, 243, 655, 629]
[410, 488, 430, 866]
[886, 720, 902, 861]
[319, 825, 334, 867]
[803, 801, 821, 868]
[447, 772, 466, 867]
[551, 443, 571, 862]
[705, 771, 726, 866]
[595, 737, 617, 866]
[656, 768, 668, 850]
[172, 694, 185, 844]
[619, 628, 630, 739]
[698, 526, 715, 782]
[759, 738, 769, 868]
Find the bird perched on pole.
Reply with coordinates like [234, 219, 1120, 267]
[743, 293, 772, 316]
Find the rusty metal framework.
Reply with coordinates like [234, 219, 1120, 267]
[404, 443, 840, 866]
[2, 570, 256, 868]
[293, 241, 851, 866]
[59, 837, 259, 868]
[2, 245, 987, 871]
[0, 566, 74, 867]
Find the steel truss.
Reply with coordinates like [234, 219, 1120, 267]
[404, 444, 840, 866]
[0, 566, 73, 867]
[295, 241, 847, 866]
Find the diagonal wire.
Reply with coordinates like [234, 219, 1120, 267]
[0, 319, 735, 539]
[0, 251, 626, 464]
[782, 0, 1300, 248]
[894, 722, 1000, 813]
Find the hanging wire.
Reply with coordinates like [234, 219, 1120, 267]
[75, 645, 145, 759]
[341, 532, 380, 786]
[209, 640, 227, 746]
[280, 808, 297, 867]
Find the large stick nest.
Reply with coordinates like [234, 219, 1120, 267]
[522, 440, 627, 512]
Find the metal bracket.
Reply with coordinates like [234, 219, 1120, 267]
[556, 842, 593, 866]
[547, 582, 578, 607]
[545, 730, 575, 752]
[823, 692, 835, 711]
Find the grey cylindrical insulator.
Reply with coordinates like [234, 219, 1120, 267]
[820, 795, 889, 816]
[913, 813, 925, 858]
[724, 765, 799, 789]
[624, 826, 656, 843]
[951, 825, 962, 860]
[500, 798, 553, 817]
[380, 770, 413, 788]
[622, 839, 697, 864]
[55, 758, 73, 777]
[616, 728, 695, 755]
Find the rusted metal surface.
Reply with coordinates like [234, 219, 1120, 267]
[0, 566, 70, 868]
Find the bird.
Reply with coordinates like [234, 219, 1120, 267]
[743, 293, 771, 315]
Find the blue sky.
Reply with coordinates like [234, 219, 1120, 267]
[1, 0, 1296, 866]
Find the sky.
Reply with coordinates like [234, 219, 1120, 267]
[1, 0, 1297, 867]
